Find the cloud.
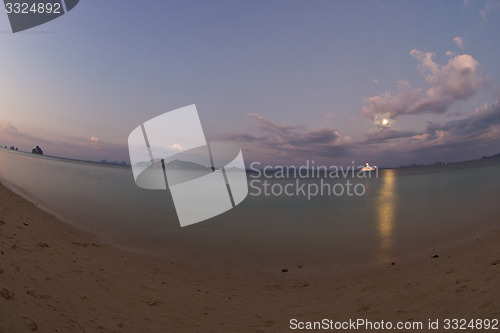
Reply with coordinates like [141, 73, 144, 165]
[1, 121, 49, 144]
[398, 99, 500, 162]
[1, 122, 19, 135]
[362, 80, 423, 119]
[364, 128, 416, 143]
[364, 98, 500, 149]
[354, 98, 500, 166]
[223, 114, 352, 159]
[453, 36, 464, 50]
[222, 132, 259, 142]
[410, 49, 483, 112]
[219, 98, 500, 165]
[362, 48, 483, 120]
[424, 98, 500, 142]
[346, 117, 358, 124]
[479, 0, 500, 21]
[169, 143, 184, 151]
[246, 113, 302, 136]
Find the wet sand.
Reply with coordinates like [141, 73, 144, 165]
[1, 182, 499, 332]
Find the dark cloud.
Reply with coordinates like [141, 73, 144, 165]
[364, 128, 416, 143]
[222, 113, 352, 159]
[425, 99, 500, 141]
[222, 132, 260, 142]
[246, 113, 301, 136]
[367, 99, 500, 160]
[289, 128, 341, 146]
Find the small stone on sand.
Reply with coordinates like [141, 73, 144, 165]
[1, 288, 14, 300]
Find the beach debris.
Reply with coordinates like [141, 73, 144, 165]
[391, 262, 395, 265]
[491, 259, 500, 266]
[431, 255, 439, 258]
[23, 223, 29, 226]
[37, 242, 49, 248]
[1, 288, 14, 300]
[0, 268, 4, 275]
[0, 219, 5, 225]
[147, 300, 160, 306]
[281, 269, 288, 273]
[22, 316, 38, 331]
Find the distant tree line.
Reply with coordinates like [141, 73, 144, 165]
[481, 153, 500, 159]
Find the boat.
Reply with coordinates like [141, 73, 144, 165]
[361, 163, 376, 171]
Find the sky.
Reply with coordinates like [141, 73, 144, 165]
[1, 0, 500, 167]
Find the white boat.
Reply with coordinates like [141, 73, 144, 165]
[361, 163, 376, 171]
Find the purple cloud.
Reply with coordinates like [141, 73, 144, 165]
[365, 128, 416, 143]
[362, 48, 484, 120]
[424, 99, 500, 142]
[223, 113, 352, 159]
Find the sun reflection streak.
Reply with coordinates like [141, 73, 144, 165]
[376, 169, 397, 259]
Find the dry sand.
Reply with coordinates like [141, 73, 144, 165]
[1, 182, 499, 332]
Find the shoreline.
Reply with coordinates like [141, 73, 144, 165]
[1, 182, 500, 332]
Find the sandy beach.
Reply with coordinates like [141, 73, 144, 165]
[1, 181, 499, 332]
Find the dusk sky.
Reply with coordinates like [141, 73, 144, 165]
[1, 1, 500, 167]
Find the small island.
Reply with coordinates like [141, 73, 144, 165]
[31, 146, 44, 155]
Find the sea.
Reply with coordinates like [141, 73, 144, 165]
[1, 148, 499, 270]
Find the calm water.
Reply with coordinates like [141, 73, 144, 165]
[1, 148, 499, 269]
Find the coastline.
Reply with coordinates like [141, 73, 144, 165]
[1, 182, 499, 332]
